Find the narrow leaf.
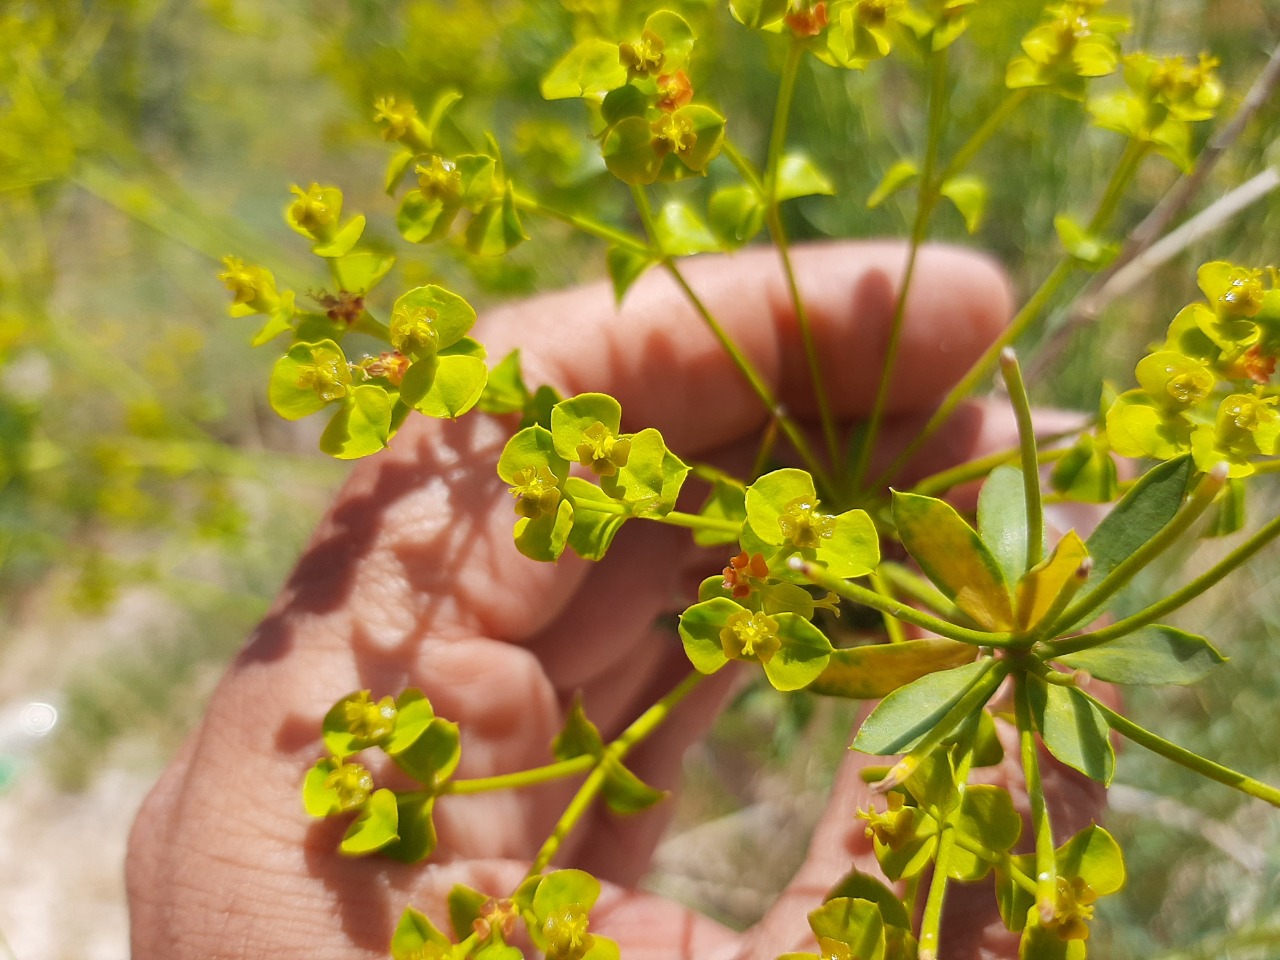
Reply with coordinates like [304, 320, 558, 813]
[853, 660, 993, 755]
[807, 638, 975, 699]
[1057, 625, 1226, 685]
[1028, 677, 1114, 785]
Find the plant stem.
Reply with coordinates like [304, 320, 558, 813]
[527, 671, 704, 877]
[872, 136, 1152, 490]
[658, 248, 830, 488]
[1015, 672, 1058, 926]
[512, 191, 652, 257]
[917, 824, 957, 960]
[877, 562, 962, 620]
[721, 138, 765, 192]
[999, 349, 1043, 571]
[909, 441, 1072, 498]
[850, 46, 950, 493]
[937, 87, 1031, 184]
[793, 559, 1012, 647]
[869, 568, 908, 643]
[443, 755, 596, 795]
[952, 832, 1038, 894]
[1080, 690, 1280, 808]
[654, 509, 744, 536]
[765, 41, 841, 470]
[1050, 464, 1226, 632]
[1046, 507, 1280, 657]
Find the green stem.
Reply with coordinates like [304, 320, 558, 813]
[999, 349, 1043, 571]
[442, 755, 596, 795]
[937, 88, 1031, 184]
[764, 42, 841, 470]
[654, 509, 744, 536]
[850, 46, 950, 493]
[793, 559, 1012, 647]
[869, 568, 909, 644]
[659, 249, 830, 488]
[952, 833, 1038, 894]
[1080, 690, 1280, 808]
[1049, 465, 1227, 633]
[917, 823, 957, 960]
[1015, 671, 1057, 927]
[1046, 508, 1280, 657]
[512, 191, 652, 257]
[910, 442, 1071, 498]
[877, 562, 962, 620]
[721, 138, 765, 193]
[872, 136, 1152, 491]
[527, 671, 704, 876]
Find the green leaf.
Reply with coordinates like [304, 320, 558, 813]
[824, 869, 912, 929]
[514, 498, 574, 562]
[654, 200, 720, 256]
[807, 639, 976, 699]
[867, 160, 919, 208]
[1057, 625, 1226, 685]
[269, 339, 351, 421]
[978, 465, 1034, 588]
[708, 185, 766, 247]
[729, 0, 788, 29]
[1082, 455, 1192, 598]
[334, 251, 395, 294]
[565, 477, 627, 560]
[1059, 823, 1125, 894]
[552, 694, 604, 760]
[457, 154, 497, 209]
[1014, 531, 1089, 631]
[1027, 677, 1114, 785]
[745, 468, 817, 546]
[1054, 212, 1118, 266]
[762, 614, 833, 692]
[498, 424, 568, 485]
[532, 869, 600, 918]
[551, 393, 623, 462]
[602, 116, 662, 185]
[816, 509, 880, 578]
[606, 245, 657, 303]
[939, 175, 987, 233]
[385, 689, 435, 753]
[382, 793, 438, 863]
[808, 898, 886, 960]
[314, 214, 366, 258]
[601, 84, 649, 127]
[390, 719, 461, 788]
[1050, 432, 1120, 503]
[949, 785, 1021, 881]
[644, 10, 695, 72]
[464, 188, 528, 256]
[302, 758, 345, 817]
[602, 756, 668, 813]
[477, 349, 530, 415]
[397, 189, 457, 244]
[853, 660, 994, 755]
[319, 384, 394, 459]
[392, 285, 477, 353]
[404, 344, 488, 419]
[541, 38, 628, 100]
[391, 907, 452, 960]
[602, 427, 687, 517]
[340, 787, 399, 855]
[447, 885, 489, 942]
[776, 152, 835, 201]
[678, 597, 740, 675]
[892, 491, 1014, 631]
[385, 149, 416, 195]
[693, 475, 746, 547]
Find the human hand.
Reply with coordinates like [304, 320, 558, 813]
[126, 242, 1104, 959]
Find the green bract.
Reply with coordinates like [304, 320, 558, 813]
[678, 596, 834, 691]
[744, 468, 879, 578]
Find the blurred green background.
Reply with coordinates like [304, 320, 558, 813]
[0, 1, 1277, 957]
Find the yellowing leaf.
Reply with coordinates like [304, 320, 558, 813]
[1014, 531, 1089, 631]
[892, 491, 1013, 631]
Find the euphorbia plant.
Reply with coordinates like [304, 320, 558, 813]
[211, 2, 1280, 957]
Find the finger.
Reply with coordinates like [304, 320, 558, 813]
[480, 242, 1012, 454]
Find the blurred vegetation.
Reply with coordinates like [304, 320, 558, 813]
[0, 0, 1277, 957]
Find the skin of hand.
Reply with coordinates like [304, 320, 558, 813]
[126, 242, 1105, 960]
